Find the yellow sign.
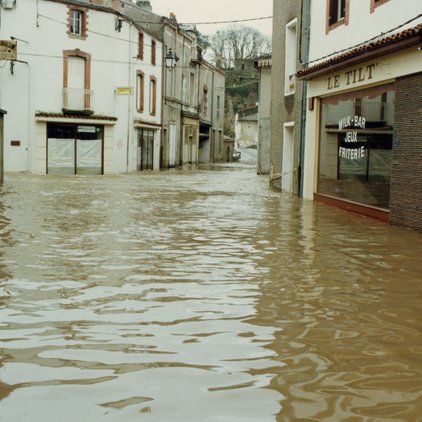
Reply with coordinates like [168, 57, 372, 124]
[0, 40, 17, 60]
[115, 87, 133, 95]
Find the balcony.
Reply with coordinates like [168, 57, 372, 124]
[63, 88, 94, 114]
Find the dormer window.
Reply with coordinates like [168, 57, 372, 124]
[68, 7, 87, 38]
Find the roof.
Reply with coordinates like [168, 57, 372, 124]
[255, 56, 272, 68]
[297, 23, 422, 80]
[35, 111, 117, 121]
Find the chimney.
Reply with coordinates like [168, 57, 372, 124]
[136, 0, 152, 12]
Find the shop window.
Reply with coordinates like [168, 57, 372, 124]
[47, 124, 103, 175]
[138, 32, 144, 60]
[136, 71, 144, 113]
[317, 84, 395, 209]
[68, 7, 87, 38]
[326, 0, 349, 32]
[285, 18, 297, 96]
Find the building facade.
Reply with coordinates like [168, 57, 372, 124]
[269, 0, 306, 194]
[0, 0, 163, 175]
[121, 3, 226, 168]
[255, 56, 272, 175]
[298, 0, 422, 230]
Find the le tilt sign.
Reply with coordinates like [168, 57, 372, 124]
[327, 63, 378, 90]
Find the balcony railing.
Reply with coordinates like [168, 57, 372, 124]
[63, 88, 94, 112]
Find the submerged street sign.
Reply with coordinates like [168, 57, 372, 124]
[0, 40, 17, 60]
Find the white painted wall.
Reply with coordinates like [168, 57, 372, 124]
[309, 0, 422, 63]
[0, 0, 162, 174]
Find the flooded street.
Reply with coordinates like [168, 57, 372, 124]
[0, 164, 421, 421]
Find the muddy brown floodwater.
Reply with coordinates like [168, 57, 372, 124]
[0, 165, 421, 421]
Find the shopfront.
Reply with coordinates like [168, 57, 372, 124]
[317, 84, 395, 214]
[47, 123, 104, 175]
[299, 32, 422, 229]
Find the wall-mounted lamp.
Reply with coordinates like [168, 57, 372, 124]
[115, 18, 123, 32]
[165, 48, 175, 70]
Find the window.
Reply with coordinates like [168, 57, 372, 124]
[136, 71, 144, 113]
[63, 50, 91, 111]
[190, 73, 195, 104]
[138, 32, 144, 60]
[68, 7, 87, 38]
[151, 40, 156, 65]
[326, 0, 349, 32]
[149, 76, 157, 116]
[216, 95, 221, 119]
[371, 0, 389, 13]
[285, 18, 297, 96]
[202, 85, 208, 114]
[317, 84, 395, 209]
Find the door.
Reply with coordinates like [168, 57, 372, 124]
[282, 124, 294, 193]
[138, 129, 154, 171]
[169, 123, 176, 167]
[67, 56, 85, 110]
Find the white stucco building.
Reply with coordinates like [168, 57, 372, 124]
[298, 0, 422, 229]
[0, 0, 163, 175]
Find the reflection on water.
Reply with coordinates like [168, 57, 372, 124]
[0, 167, 421, 421]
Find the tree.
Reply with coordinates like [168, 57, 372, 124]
[209, 25, 271, 69]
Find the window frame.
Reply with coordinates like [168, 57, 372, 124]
[370, 0, 390, 13]
[136, 70, 145, 113]
[149, 76, 157, 116]
[68, 7, 87, 39]
[326, 0, 349, 33]
[151, 40, 156, 66]
[138, 32, 144, 60]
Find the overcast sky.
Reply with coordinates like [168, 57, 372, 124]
[149, 0, 273, 38]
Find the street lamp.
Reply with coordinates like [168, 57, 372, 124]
[165, 48, 175, 70]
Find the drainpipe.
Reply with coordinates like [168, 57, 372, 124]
[210, 68, 215, 163]
[126, 23, 132, 172]
[179, 34, 185, 165]
[299, 0, 311, 197]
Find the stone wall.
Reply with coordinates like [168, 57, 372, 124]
[390, 72, 422, 231]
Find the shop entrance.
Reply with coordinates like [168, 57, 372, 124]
[137, 129, 154, 171]
[47, 124, 103, 175]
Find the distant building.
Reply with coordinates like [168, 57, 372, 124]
[255, 56, 272, 175]
[120, 3, 226, 167]
[235, 106, 258, 149]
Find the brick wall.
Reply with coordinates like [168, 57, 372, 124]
[390, 72, 422, 231]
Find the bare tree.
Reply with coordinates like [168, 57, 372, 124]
[209, 25, 271, 68]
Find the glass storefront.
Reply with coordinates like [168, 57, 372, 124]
[318, 84, 395, 209]
[47, 124, 103, 175]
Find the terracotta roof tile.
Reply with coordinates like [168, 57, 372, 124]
[297, 23, 422, 78]
[35, 112, 117, 121]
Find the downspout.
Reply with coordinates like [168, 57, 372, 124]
[160, 41, 165, 169]
[126, 22, 132, 172]
[299, 0, 311, 197]
[179, 33, 185, 165]
[210, 68, 215, 163]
